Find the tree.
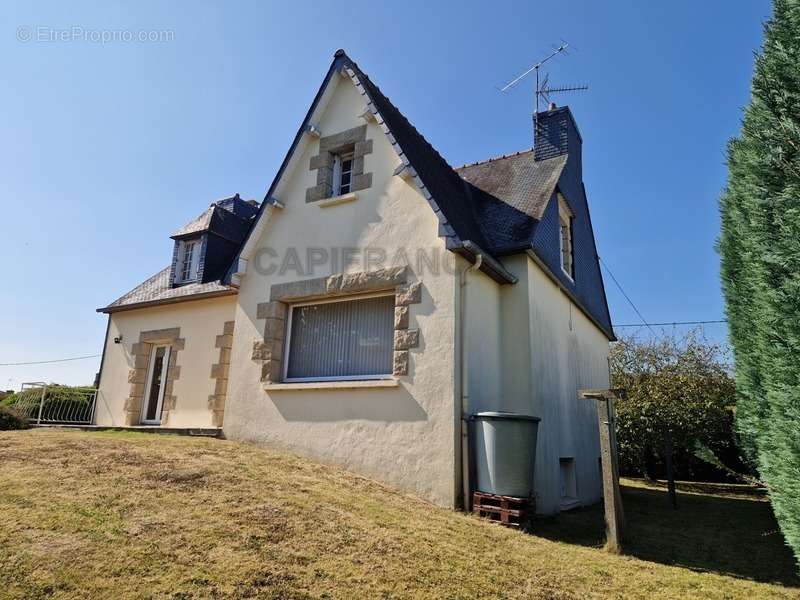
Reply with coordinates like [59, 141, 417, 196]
[610, 332, 741, 482]
[719, 0, 800, 563]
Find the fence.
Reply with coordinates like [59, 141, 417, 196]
[11, 383, 97, 425]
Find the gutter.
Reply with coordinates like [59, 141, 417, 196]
[457, 240, 517, 285]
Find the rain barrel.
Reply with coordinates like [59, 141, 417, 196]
[472, 411, 541, 497]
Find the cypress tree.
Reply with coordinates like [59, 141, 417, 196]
[719, 0, 800, 562]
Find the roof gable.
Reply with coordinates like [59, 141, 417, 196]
[228, 50, 516, 285]
[222, 50, 612, 338]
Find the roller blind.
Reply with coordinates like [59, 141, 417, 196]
[286, 295, 394, 380]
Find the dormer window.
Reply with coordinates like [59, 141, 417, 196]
[332, 150, 354, 196]
[178, 240, 200, 283]
[558, 195, 574, 280]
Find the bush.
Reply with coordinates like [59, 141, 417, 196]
[610, 332, 751, 482]
[0, 405, 29, 430]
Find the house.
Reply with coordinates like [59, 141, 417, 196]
[95, 50, 614, 515]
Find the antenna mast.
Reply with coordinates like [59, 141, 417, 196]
[499, 42, 588, 139]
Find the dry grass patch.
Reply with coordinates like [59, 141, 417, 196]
[0, 429, 797, 599]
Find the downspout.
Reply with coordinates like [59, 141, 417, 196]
[459, 252, 483, 511]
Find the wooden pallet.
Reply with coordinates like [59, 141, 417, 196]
[472, 491, 534, 529]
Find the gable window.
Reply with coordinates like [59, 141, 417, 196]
[178, 240, 200, 283]
[558, 195, 574, 280]
[332, 150, 354, 196]
[284, 294, 394, 381]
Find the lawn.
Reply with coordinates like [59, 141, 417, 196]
[0, 430, 797, 599]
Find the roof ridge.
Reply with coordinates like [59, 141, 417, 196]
[454, 148, 535, 170]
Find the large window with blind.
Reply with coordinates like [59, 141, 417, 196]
[283, 294, 395, 381]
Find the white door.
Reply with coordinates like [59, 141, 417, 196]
[141, 345, 170, 425]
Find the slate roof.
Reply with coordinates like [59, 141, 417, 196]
[345, 57, 493, 252]
[172, 195, 259, 242]
[457, 151, 567, 253]
[172, 206, 214, 238]
[457, 151, 566, 222]
[340, 52, 612, 338]
[99, 267, 235, 313]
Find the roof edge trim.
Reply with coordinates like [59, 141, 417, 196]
[97, 288, 237, 314]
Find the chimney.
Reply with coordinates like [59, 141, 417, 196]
[533, 105, 582, 171]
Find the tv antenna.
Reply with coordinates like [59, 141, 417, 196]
[500, 42, 588, 135]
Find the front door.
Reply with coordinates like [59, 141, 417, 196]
[141, 345, 170, 425]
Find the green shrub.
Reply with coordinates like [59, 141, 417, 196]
[610, 332, 750, 482]
[4, 386, 94, 422]
[0, 405, 29, 430]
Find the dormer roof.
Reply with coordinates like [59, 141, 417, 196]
[97, 194, 257, 313]
[172, 194, 259, 241]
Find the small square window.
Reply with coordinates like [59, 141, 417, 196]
[332, 151, 354, 197]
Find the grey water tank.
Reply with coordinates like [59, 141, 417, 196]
[472, 412, 541, 497]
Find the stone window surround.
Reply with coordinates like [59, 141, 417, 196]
[252, 266, 421, 384]
[126, 328, 184, 426]
[208, 321, 234, 427]
[306, 124, 373, 203]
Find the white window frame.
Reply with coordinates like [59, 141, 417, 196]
[178, 240, 201, 283]
[558, 195, 574, 281]
[140, 344, 171, 425]
[331, 150, 354, 197]
[282, 291, 395, 383]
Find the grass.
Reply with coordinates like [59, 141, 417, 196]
[0, 430, 797, 599]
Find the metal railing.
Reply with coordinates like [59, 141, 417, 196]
[12, 382, 97, 425]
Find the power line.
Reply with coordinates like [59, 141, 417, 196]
[598, 256, 656, 335]
[0, 354, 100, 367]
[613, 319, 727, 328]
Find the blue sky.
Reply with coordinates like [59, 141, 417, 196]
[0, 1, 770, 388]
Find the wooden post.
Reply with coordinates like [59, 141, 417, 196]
[664, 430, 677, 509]
[580, 389, 626, 553]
